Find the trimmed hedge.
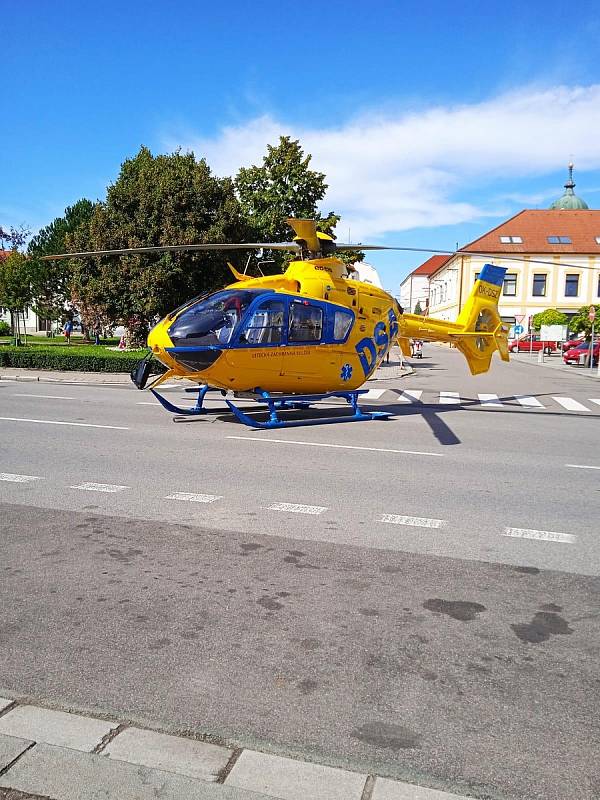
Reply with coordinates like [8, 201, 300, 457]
[0, 345, 165, 374]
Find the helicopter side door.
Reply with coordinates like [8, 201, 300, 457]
[222, 295, 286, 380]
[280, 299, 354, 383]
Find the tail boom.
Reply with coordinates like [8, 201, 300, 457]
[399, 264, 510, 376]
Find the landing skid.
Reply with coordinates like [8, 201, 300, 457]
[149, 385, 391, 428]
[150, 384, 226, 415]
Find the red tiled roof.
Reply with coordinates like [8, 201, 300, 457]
[460, 209, 600, 254]
[410, 254, 451, 276]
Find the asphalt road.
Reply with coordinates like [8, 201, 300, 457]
[0, 346, 599, 799]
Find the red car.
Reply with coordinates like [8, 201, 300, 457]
[509, 335, 557, 354]
[562, 338, 585, 352]
[563, 341, 599, 366]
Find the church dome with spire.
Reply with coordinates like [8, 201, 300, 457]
[549, 163, 589, 210]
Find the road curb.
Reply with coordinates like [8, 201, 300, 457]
[0, 698, 478, 800]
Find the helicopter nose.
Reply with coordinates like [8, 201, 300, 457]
[147, 319, 173, 353]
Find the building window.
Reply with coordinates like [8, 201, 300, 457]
[501, 316, 516, 336]
[565, 274, 579, 297]
[597, 274, 600, 297]
[547, 236, 572, 244]
[499, 235, 523, 243]
[532, 274, 547, 297]
[474, 272, 480, 283]
[503, 273, 517, 296]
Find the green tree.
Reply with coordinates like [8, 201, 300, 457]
[414, 300, 423, 314]
[28, 199, 96, 326]
[531, 308, 569, 331]
[0, 250, 36, 344]
[236, 136, 331, 240]
[235, 136, 353, 267]
[568, 305, 598, 339]
[68, 146, 249, 343]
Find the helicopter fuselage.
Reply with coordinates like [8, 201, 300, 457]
[147, 257, 400, 394]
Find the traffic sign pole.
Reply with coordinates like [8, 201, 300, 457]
[589, 307, 596, 372]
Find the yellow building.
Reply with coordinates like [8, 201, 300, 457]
[427, 170, 599, 334]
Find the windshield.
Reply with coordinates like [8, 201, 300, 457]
[168, 290, 264, 346]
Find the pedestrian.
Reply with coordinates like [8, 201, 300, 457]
[63, 319, 73, 345]
[93, 321, 101, 346]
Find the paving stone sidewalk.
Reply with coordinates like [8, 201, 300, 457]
[0, 698, 477, 800]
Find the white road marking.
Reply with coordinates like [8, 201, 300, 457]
[0, 473, 42, 483]
[552, 397, 590, 412]
[226, 436, 443, 457]
[0, 417, 128, 430]
[70, 482, 129, 493]
[515, 395, 544, 408]
[361, 388, 387, 400]
[396, 390, 423, 403]
[136, 401, 161, 406]
[478, 393, 503, 407]
[439, 391, 460, 404]
[380, 514, 445, 528]
[503, 527, 576, 543]
[589, 399, 600, 407]
[165, 492, 221, 503]
[267, 502, 327, 515]
[13, 393, 76, 401]
[566, 464, 600, 471]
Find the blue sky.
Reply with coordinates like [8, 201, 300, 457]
[3, 0, 600, 291]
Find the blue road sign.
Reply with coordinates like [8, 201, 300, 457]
[514, 324, 524, 335]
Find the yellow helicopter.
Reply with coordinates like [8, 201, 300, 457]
[45, 218, 509, 428]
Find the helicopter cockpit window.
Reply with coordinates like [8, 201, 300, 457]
[168, 290, 260, 347]
[333, 309, 353, 341]
[240, 299, 285, 345]
[289, 303, 323, 343]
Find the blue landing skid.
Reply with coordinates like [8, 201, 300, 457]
[149, 385, 391, 429]
[149, 384, 226, 415]
[228, 389, 391, 429]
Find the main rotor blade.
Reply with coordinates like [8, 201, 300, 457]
[336, 244, 454, 253]
[337, 243, 595, 271]
[40, 242, 301, 261]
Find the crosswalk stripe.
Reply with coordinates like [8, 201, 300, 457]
[552, 397, 590, 412]
[589, 399, 600, 407]
[515, 395, 545, 408]
[361, 389, 387, 400]
[478, 393, 503, 407]
[396, 390, 423, 403]
[439, 391, 460, 404]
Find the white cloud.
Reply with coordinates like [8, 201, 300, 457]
[165, 84, 600, 240]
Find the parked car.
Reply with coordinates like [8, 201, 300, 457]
[562, 335, 585, 352]
[563, 341, 599, 366]
[508, 335, 557, 354]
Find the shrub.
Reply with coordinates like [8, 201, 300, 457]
[0, 345, 165, 374]
[0, 320, 10, 336]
